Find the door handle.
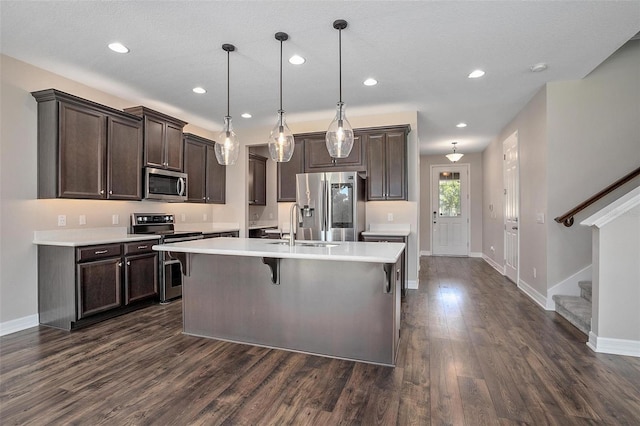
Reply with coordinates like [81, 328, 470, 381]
[512, 226, 518, 230]
[433, 211, 437, 224]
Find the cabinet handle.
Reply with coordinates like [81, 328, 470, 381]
[137, 245, 148, 249]
[203, 197, 206, 200]
[117, 262, 122, 267]
[100, 189, 105, 195]
[127, 261, 131, 266]
[109, 190, 113, 195]
[207, 197, 210, 201]
[95, 250, 108, 254]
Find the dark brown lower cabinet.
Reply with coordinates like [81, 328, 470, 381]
[38, 239, 158, 331]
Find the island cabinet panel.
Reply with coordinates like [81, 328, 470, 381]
[183, 133, 226, 204]
[124, 106, 187, 172]
[276, 138, 304, 202]
[32, 89, 143, 200]
[182, 253, 401, 366]
[37, 239, 158, 331]
[364, 125, 410, 201]
[248, 154, 267, 205]
[304, 133, 365, 172]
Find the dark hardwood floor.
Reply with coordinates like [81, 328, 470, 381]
[2, 257, 640, 425]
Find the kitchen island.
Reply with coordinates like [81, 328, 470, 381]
[153, 238, 404, 366]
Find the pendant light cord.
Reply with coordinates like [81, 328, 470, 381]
[279, 38, 283, 112]
[226, 49, 230, 117]
[338, 28, 342, 103]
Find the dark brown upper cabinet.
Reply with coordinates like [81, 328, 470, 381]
[248, 153, 267, 206]
[364, 125, 410, 201]
[303, 133, 365, 172]
[124, 106, 187, 172]
[276, 138, 304, 202]
[183, 133, 226, 204]
[32, 89, 143, 200]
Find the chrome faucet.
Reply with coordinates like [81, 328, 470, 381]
[289, 203, 300, 246]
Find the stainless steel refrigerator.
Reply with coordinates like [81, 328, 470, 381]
[295, 171, 366, 241]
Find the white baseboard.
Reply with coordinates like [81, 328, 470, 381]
[419, 250, 431, 256]
[482, 254, 505, 275]
[588, 331, 640, 357]
[518, 279, 548, 310]
[407, 279, 418, 290]
[470, 252, 482, 258]
[545, 264, 592, 310]
[0, 314, 39, 336]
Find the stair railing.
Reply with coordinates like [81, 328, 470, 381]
[554, 166, 640, 227]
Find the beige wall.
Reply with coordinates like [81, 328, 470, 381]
[419, 152, 483, 255]
[482, 39, 639, 299]
[0, 55, 232, 324]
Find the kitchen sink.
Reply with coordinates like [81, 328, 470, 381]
[267, 241, 339, 248]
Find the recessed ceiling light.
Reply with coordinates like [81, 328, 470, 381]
[192, 87, 206, 94]
[468, 69, 485, 79]
[363, 78, 378, 86]
[530, 63, 548, 72]
[241, 113, 252, 118]
[108, 42, 129, 54]
[288, 55, 305, 65]
[456, 122, 467, 128]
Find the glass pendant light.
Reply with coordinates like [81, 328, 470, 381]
[215, 43, 240, 166]
[446, 142, 464, 163]
[268, 32, 295, 162]
[326, 19, 354, 159]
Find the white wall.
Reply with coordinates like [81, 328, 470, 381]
[420, 152, 483, 255]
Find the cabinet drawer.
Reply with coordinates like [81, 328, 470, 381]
[124, 240, 157, 255]
[77, 244, 122, 262]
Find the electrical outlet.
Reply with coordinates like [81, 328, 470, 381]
[490, 246, 495, 253]
[203, 213, 208, 221]
[387, 213, 393, 222]
[79, 215, 86, 225]
[57, 215, 66, 227]
[112, 214, 119, 225]
[533, 267, 537, 278]
[181, 213, 186, 222]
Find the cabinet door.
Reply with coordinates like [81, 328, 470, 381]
[125, 253, 158, 304]
[59, 103, 106, 198]
[107, 116, 143, 200]
[206, 144, 226, 204]
[144, 116, 165, 168]
[277, 138, 304, 202]
[77, 258, 122, 319]
[366, 133, 386, 201]
[304, 134, 364, 172]
[184, 140, 207, 202]
[385, 130, 407, 200]
[165, 123, 184, 171]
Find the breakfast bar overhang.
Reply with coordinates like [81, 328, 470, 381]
[153, 238, 404, 366]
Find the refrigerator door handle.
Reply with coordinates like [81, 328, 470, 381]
[323, 180, 328, 233]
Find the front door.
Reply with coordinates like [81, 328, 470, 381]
[503, 131, 519, 283]
[431, 164, 469, 256]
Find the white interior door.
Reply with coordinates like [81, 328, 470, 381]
[503, 132, 519, 283]
[431, 164, 469, 256]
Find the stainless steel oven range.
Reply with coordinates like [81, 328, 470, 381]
[130, 213, 203, 303]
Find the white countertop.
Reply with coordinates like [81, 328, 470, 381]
[33, 227, 160, 247]
[361, 223, 411, 237]
[153, 237, 405, 263]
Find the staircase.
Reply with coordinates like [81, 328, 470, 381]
[552, 281, 592, 334]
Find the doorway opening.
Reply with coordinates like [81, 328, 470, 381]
[430, 164, 470, 256]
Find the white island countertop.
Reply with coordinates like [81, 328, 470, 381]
[153, 237, 405, 263]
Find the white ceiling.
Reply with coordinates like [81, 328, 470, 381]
[1, 1, 638, 155]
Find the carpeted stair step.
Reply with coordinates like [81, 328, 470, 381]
[552, 294, 592, 335]
[579, 280, 592, 302]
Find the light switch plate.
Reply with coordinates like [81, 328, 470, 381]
[112, 214, 119, 225]
[536, 213, 545, 224]
[181, 213, 186, 222]
[387, 213, 393, 222]
[57, 215, 66, 227]
[203, 213, 208, 221]
[79, 215, 86, 225]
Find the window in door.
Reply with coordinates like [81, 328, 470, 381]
[438, 172, 461, 217]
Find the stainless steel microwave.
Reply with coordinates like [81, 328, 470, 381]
[144, 168, 187, 202]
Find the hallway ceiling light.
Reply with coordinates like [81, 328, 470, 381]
[363, 78, 378, 86]
[241, 113, 252, 118]
[456, 122, 467, 128]
[192, 87, 206, 94]
[267, 32, 295, 163]
[326, 19, 354, 159]
[108, 42, 129, 53]
[214, 43, 240, 166]
[288, 54, 305, 65]
[445, 142, 464, 163]
[468, 69, 485, 79]
[530, 62, 548, 72]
